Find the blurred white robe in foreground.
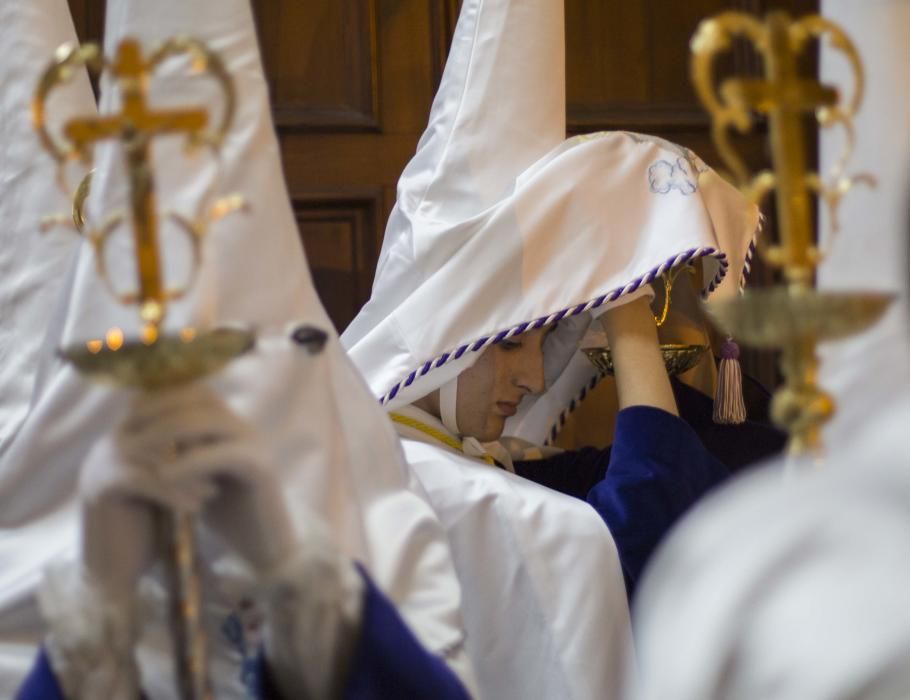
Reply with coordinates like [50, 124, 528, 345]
[0, 0, 473, 696]
[627, 395, 910, 700]
[628, 4, 910, 696]
[0, 0, 94, 691]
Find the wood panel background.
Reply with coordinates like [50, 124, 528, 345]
[68, 0, 820, 391]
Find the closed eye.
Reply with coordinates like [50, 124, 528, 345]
[499, 339, 523, 351]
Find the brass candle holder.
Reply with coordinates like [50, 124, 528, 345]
[691, 11, 890, 456]
[583, 262, 711, 377]
[34, 37, 251, 699]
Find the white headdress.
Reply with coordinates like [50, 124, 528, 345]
[342, 14, 759, 446]
[0, 0, 470, 695]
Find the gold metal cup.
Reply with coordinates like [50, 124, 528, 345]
[583, 343, 709, 377]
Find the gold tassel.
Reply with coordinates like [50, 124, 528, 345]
[713, 339, 746, 424]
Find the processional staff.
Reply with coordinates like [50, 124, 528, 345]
[690, 10, 889, 458]
[33, 36, 250, 700]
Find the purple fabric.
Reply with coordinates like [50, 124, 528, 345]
[20, 568, 470, 700]
[15, 648, 66, 700]
[587, 406, 730, 597]
[343, 566, 471, 700]
[258, 567, 470, 700]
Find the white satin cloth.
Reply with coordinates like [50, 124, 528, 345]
[393, 404, 631, 698]
[0, 1, 95, 693]
[627, 392, 910, 700]
[341, 0, 757, 698]
[0, 0, 474, 697]
[343, 24, 758, 440]
[0, 0, 93, 461]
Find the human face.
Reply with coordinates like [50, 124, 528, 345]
[455, 326, 550, 442]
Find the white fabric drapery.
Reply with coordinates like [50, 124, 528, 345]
[0, 1, 474, 697]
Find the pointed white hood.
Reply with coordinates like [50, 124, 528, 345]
[345, 2, 653, 698]
[0, 0, 94, 458]
[0, 0, 471, 696]
[342, 2, 758, 444]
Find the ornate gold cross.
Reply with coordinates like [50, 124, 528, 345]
[33, 37, 236, 329]
[692, 11, 862, 282]
[691, 10, 888, 457]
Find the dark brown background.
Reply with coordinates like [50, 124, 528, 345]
[68, 0, 819, 391]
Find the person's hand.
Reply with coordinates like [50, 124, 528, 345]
[119, 387, 365, 698]
[600, 294, 678, 416]
[105, 383, 297, 574]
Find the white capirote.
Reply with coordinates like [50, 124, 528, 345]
[342, 0, 758, 698]
[0, 0, 475, 697]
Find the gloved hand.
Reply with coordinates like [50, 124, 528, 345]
[100, 383, 298, 574]
[43, 382, 364, 700]
[40, 383, 299, 700]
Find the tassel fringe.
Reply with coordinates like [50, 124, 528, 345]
[713, 339, 747, 424]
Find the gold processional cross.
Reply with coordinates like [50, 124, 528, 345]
[691, 10, 889, 457]
[64, 39, 207, 326]
[33, 36, 245, 700]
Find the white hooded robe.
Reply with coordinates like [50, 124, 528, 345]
[342, 0, 759, 698]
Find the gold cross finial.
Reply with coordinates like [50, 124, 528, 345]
[691, 10, 886, 458]
[33, 37, 236, 328]
[691, 11, 865, 282]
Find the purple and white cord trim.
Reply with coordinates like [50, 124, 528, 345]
[545, 371, 607, 446]
[379, 246, 729, 405]
[541, 229, 760, 443]
[739, 215, 763, 290]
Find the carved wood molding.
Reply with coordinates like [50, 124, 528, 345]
[258, 0, 381, 133]
[568, 103, 713, 134]
[429, 0, 461, 90]
[273, 106, 380, 133]
[290, 190, 384, 329]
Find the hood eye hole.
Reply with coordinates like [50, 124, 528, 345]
[290, 324, 328, 355]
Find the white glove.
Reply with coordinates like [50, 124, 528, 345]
[43, 383, 366, 699]
[38, 560, 144, 700]
[38, 422, 161, 700]
[125, 387, 366, 698]
[257, 510, 365, 700]
[104, 384, 298, 573]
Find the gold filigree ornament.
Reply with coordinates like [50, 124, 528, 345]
[691, 11, 892, 457]
[32, 36, 254, 700]
[33, 37, 246, 332]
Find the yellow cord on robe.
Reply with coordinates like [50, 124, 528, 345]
[390, 412, 496, 466]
